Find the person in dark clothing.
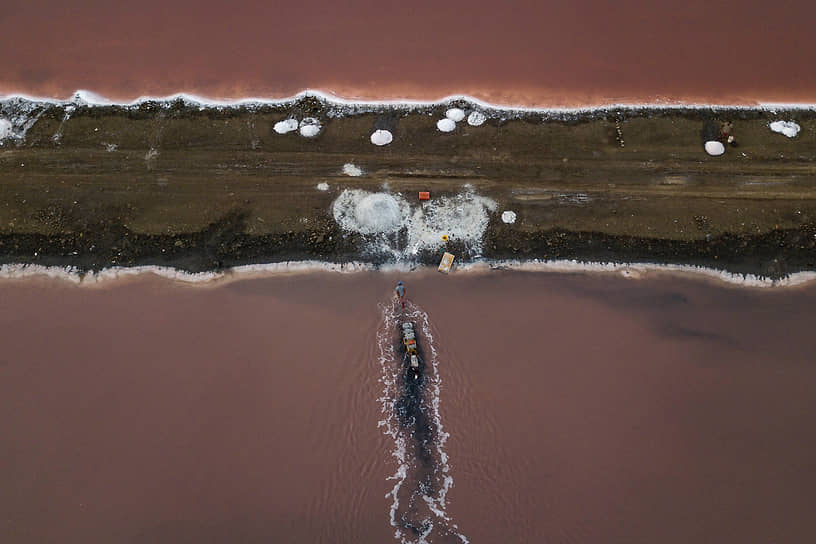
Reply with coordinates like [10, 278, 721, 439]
[395, 281, 406, 308]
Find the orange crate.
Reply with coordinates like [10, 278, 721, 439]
[418, 191, 430, 200]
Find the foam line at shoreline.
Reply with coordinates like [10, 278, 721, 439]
[1, 260, 815, 289]
[2, 89, 816, 115]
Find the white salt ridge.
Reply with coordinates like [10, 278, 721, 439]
[501, 210, 517, 224]
[769, 120, 800, 138]
[436, 118, 456, 132]
[467, 111, 486, 126]
[445, 107, 465, 122]
[370, 129, 393, 146]
[0, 260, 814, 290]
[7, 88, 816, 117]
[273, 118, 298, 134]
[316, 182, 329, 191]
[342, 163, 363, 176]
[0, 118, 12, 139]
[704, 140, 725, 156]
[299, 117, 321, 137]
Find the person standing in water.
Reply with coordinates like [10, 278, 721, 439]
[395, 281, 406, 308]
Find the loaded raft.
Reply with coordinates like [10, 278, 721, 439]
[401, 321, 423, 381]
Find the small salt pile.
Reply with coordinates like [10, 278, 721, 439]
[437, 118, 456, 132]
[704, 141, 725, 156]
[467, 111, 486, 126]
[501, 211, 517, 224]
[445, 108, 465, 122]
[343, 163, 363, 176]
[769, 120, 800, 138]
[370, 129, 393, 146]
[299, 118, 321, 137]
[316, 182, 329, 191]
[274, 118, 298, 134]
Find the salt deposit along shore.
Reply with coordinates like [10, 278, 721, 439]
[0, 95, 815, 279]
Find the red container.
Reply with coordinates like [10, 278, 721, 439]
[419, 191, 430, 200]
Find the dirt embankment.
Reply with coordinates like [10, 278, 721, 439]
[1, 98, 815, 277]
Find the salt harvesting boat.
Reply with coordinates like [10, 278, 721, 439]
[400, 321, 423, 381]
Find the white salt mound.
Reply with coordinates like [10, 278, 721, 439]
[501, 211, 517, 224]
[370, 129, 393, 146]
[445, 108, 465, 122]
[704, 140, 725, 156]
[342, 163, 363, 177]
[317, 182, 329, 191]
[437, 118, 456, 132]
[274, 118, 298, 134]
[333, 190, 406, 235]
[299, 118, 321, 138]
[769, 120, 800, 138]
[467, 111, 486, 126]
[0, 118, 13, 139]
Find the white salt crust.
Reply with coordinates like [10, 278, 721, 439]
[273, 118, 298, 134]
[445, 108, 465, 122]
[704, 140, 725, 156]
[370, 129, 393, 146]
[436, 118, 456, 132]
[769, 120, 800, 138]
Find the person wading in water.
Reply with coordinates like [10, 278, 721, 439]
[395, 281, 406, 308]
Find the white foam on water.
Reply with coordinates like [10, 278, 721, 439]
[769, 120, 800, 138]
[299, 117, 321, 137]
[371, 129, 393, 146]
[466, 111, 486, 126]
[501, 210, 516, 224]
[436, 118, 456, 132]
[273, 118, 299, 134]
[0, 118, 12, 139]
[316, 182, 330, 191]
[704, 140, 725, 156]
[445, 108, 465, 122]
[342, 163, 363, 176]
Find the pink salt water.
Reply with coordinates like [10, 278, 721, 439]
[1, 270, 815, 543]
[1, 0, 816, 106]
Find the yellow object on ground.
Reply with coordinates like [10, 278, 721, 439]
[438, 252, 455, 274]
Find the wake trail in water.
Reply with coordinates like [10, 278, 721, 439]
[377, 301, 468, 544]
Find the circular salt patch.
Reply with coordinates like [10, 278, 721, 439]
[273, 118, 298, 134]
[445, 108, 465, 122]
[354, 193, 403, 234]
[467, 111, 486, 126]
[317, 182, 329, 191]
[437, 118, 456, 132]
[704, 140, 725, 156]
[370, 129, 393, 146]
[0, 118, 13, 139]
[501, 211, 517, 224]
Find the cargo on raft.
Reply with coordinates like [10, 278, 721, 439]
[400, 321, 423, 381]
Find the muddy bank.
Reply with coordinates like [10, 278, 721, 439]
[1, 97, 816, 278]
